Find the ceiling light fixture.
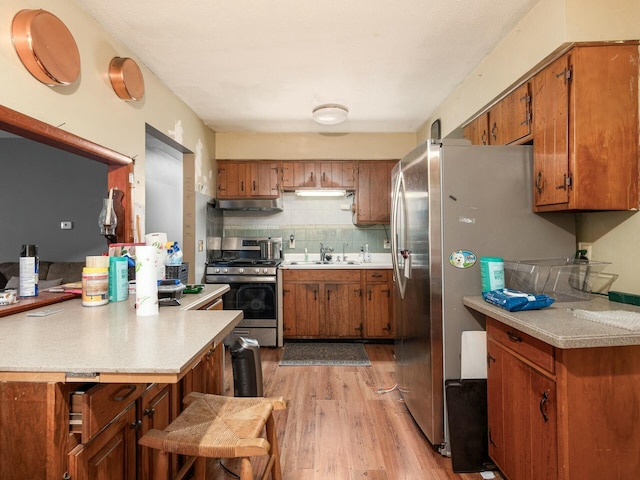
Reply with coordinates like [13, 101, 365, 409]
[295, 189, 346, 197]
[312, 104, 349, 125]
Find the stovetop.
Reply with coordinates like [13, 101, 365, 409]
[207, 257, 283, 267]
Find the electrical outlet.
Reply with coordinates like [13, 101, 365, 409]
[384, 239, 391, 249]
[198, 240, 204, 252]
[60, 221, 73, 230]
[578, 242, 593, 260]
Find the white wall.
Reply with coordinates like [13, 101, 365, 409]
[0, 0, 217, 270]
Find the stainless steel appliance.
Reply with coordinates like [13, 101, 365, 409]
[391, 140, 576, 455]
[205, 237, 283, 347]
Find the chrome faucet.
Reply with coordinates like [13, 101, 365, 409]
[320, 243, 333, 263]
[343, 242, 349, 262]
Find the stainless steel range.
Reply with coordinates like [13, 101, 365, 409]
[205, 237, 283, 347]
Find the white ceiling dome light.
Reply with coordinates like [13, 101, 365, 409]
[312, 104, 349, 125]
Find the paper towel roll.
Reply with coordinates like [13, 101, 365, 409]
[145, 232, 167, 280]
[135, 246, 159, 316]
[460, 331, 487, 379]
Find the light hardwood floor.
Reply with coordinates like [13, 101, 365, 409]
[204, 343, 495, 480]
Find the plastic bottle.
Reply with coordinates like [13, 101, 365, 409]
[364, 244, 372, 263]
[165, 248, 174, 266]
[82, 267, 109, 306]
[359, 246, 364, 263]
[108, 256, 129, 302]
[19, 244, 39, 297]
[171, 244, 183, 265]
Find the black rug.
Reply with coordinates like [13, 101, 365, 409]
[279, 342, 371, 366]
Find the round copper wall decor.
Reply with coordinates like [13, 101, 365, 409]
[11, 9, 81, 86]
[109, 57, 145, 101]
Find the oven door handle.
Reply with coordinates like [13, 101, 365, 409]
[207, 275, 277, 283]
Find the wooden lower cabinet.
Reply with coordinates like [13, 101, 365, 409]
[283, 268, 394, 339]
[68, 402, 138, 480]
[364, 270, 393, 338]
[138, 383, 172, 480]
[0, 347, 226, 479]
[486, 317, 640, 479]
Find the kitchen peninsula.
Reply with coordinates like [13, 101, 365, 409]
[0, 285, 241, 479]
[463, 295, 640, 480]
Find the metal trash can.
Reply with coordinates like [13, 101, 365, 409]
[230, 337, 263, 397]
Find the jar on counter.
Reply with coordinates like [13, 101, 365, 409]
[82, 267, 109, 306]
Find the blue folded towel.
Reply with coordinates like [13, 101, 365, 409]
[482, 288, 555, 312]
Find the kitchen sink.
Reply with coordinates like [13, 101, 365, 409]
[287, 260, 362, 266]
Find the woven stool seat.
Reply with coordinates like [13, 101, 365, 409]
[139, 392, 287, 480]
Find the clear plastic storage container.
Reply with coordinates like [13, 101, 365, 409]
[503, 258, 617, 301]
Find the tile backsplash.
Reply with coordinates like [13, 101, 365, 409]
[222, 192, 390, 254]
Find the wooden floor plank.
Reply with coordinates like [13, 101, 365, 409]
[199, 343, 493, 480]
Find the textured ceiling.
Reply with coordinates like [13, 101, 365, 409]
[74, 0, 539, 133]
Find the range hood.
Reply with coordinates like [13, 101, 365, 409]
[216, 197, 283, 211]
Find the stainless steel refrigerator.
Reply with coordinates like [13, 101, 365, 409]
[391, 140, 576, 455]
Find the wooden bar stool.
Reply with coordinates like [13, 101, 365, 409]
[139, 392, 287, 480]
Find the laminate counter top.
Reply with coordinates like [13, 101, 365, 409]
[0, 284, 241, 383]
[463, 294, 640, 349]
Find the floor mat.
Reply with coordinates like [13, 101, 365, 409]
[279, 342, 371, 366]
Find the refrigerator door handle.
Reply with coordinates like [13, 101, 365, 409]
[391, 169, 407, 299]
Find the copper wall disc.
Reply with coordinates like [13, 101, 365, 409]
[109, 57, 145, 101]
[11, 9, 81, 86]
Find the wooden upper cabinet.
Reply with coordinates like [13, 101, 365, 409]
[217, 161, 280, 199]
[532, 54, 570, 208]
[463, 83, 531, 146]
[355, 160, 396, 225]
[488, 82, 532, 145]
[281, 161, 318, 189]
[217, 161, 248, 198]
[249, 161, 280, 197]
[533, 44, 639, 211]
[320, 161, 355, 189]
[463, 112, 489, 145]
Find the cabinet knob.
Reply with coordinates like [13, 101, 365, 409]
[130, 419, 142, 430]
[144, 407, 155, 417]
[535, 172, 544, 194]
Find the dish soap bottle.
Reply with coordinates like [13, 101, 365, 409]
[364, 244, 372, 263]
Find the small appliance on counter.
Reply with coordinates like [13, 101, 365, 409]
[157, 279, 186, 306]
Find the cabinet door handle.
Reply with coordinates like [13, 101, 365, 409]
[327, 290, 331, 301]
[144, 407, 155, 417]
[556, 173, 568, 190]
[535, 171, 544, 194]
[322, 172, 327, 182]
[488, 428, 497, 447]
[487, 353, 496, 368]
[539, 391, 550, 423]
[314, 289, 317, 301]
[241, 180, 245, 192]
[368, 290, 372, 301]
[113, 384, 137, 402]
[481, 130, 488, 145]
[310, 172, 314, 182]
[506, 331, 522, 343]
[252, 180, 256, 191]
[372, 273, 383, 278]
[491, 122, 498, 141]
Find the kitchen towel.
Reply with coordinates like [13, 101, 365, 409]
[135, 246, 159, 316]
[460, 331, 487, 379]
[145, 232, 167, 281]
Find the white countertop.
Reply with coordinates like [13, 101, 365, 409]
[464, 295, 640, 349]
[281, 252, 392, 269]
[0, 284, 241, 382]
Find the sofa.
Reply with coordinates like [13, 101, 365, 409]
[0, 261, 85, 289]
